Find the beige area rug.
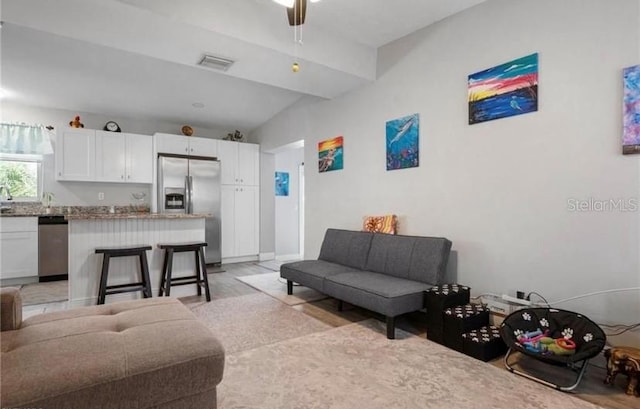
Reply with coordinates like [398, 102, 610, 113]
[218, 319, 604, 409]
[235, 272, 328, 306]
[254, 260, 284, 272]
[189, 292, 331, 354]
[19, 280, 68, 306]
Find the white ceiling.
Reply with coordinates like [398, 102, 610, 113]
[0, 0, 487, 132]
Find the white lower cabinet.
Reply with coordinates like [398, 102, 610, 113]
[0, 218, 38, 279]
[221, 185, 259, 258]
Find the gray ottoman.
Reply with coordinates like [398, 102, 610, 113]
[1, 289, 225, 409]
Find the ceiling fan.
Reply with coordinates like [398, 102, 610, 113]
[273, 0, 321, 26]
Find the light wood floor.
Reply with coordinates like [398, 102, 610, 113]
[20, 261, 639, 408]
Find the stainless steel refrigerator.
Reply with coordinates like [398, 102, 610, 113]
[157, 154, 221, 265]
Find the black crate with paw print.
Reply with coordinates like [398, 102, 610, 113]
[462, 325, 507, 362]
[443, 304, 490, 352]
[425, 284, 471, 344]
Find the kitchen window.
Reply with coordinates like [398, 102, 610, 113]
[0, 153, 43, 201]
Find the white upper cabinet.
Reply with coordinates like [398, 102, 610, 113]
[154, 133, 218, 158]
[155, 133, 189, 155]
[56, 129, 152, 183]
[218, 140, 238, 185]
[218, 140, 259, 186]
[125, 134, 153, 183]
[94, 131, 153, 184]
[188, 136, 218, 157]
[237, 143, 259, 186]
[95, 131, 126, 182]
[55, 128, 96, 181]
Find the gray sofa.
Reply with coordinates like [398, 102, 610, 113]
[281, 228, 452, 339]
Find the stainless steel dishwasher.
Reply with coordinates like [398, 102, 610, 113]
[38, 216, 68, 281]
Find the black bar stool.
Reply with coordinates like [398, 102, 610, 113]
[157, 242, 211, 302]
[95, 245, 153, 305]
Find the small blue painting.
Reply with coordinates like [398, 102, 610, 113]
[386, 113, 419, 171]
[275, 172, 289, 196]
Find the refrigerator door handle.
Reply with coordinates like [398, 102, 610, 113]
[184, 175, 190, 214]
[187, 175, 194, 214]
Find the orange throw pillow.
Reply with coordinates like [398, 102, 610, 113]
[362, 215, 398, 235]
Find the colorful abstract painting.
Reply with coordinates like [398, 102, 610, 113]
[623, 65, 640, 154]
[386, 113, 419, 171]
[275, 172, 289, 196]
[468, 53, 539, 125]
[318, 136, 343, 173]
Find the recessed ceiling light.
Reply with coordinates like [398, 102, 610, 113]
[192, 102, 205, 109]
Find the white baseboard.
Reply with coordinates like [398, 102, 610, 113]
[259, 252, 276, 261]
[275, 254, 301, 261]
[1, 276, 39, 287]
[222, 255, 259, 264]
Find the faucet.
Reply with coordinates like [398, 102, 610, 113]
[0, 185, 13, 201]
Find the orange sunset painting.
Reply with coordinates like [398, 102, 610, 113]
[318, 136, 343, 173]
[468, 53, 538, 124]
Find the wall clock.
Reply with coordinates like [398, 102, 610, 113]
[104, 121, 121, 132]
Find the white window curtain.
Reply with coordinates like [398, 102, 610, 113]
[0, 123, 54, 155]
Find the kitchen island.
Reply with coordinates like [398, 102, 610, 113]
[66, 213, 209, 307]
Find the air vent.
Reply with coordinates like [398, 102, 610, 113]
[198, 54, 235, 71]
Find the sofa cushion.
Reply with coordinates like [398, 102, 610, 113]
[280, 260, 360, 291]
[318, 228, 374, 270]
[324, 271, 431, 316]
[365, 233, 451, 284]
[1, 297, 224, 409]
[0, 287, 22, 331]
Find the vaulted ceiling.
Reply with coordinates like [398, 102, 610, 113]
[0, 0, 487, 131]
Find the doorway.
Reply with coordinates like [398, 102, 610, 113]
[298, 162, 305, 259]
[272, 141, 304, 261]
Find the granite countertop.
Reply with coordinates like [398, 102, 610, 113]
[0, 203, 208, 219]
[65, 213, 209, 220]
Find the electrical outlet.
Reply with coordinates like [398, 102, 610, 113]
[98, 192, 104, 201]
[484, 297, 524, 315]
[502, 294, 531, 306]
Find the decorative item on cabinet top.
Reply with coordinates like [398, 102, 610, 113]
[181, 125, 194, 136]
[69, 115, 84, 128]
[224, 130, 244, 142]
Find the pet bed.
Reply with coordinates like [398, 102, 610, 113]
[500, 307, 606, 391]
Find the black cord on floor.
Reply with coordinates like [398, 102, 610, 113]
[526, 291, 550, 307]
[602, 323, 640, 336]
[525, 290, 640, 335]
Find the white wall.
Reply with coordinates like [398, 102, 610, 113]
[275, 147, 304, 258]
[2, 102, 239, 205]
[259, 152, 276, 256]
[252, 0, 640, 336]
